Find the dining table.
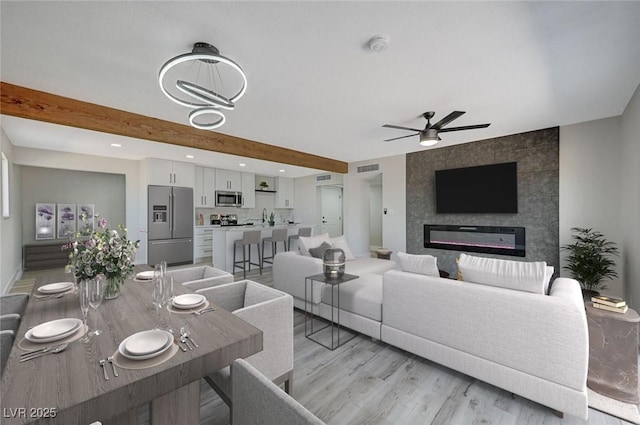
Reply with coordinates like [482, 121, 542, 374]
[0, 266, 263, 425]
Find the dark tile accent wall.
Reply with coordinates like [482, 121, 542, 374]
[406, 127, 559, 276]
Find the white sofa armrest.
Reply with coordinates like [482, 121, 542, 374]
[273, 251, 324, 303]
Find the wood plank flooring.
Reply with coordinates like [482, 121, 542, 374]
[9, 266, 634, 425]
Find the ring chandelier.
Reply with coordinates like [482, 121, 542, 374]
[158, 42, 247, 130]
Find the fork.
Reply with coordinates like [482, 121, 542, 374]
[19, 343, 68, 362]
[192, 306, 216, 315]
[20, 345, 54, 357]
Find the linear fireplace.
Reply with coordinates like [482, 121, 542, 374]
[424, 224, 525, 257]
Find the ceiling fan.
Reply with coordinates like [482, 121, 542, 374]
[383, 111, 490, 146]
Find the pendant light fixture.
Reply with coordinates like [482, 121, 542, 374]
[158, 42, 247, 130]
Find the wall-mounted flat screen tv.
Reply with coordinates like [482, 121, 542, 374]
[435, 162, 518, 213]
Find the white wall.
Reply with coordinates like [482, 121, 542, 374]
[344, 155, 406, 259]
[14, 147, 144, 264]
[621, 84, 640, 309]
[0, 127, 23, 293]
[559, 116, 624, 297]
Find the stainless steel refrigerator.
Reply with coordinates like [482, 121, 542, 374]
[148, 185, 194, 266]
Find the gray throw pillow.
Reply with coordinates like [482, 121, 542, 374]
[309, 241, 332, 259]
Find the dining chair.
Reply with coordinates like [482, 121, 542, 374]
[196, 280, 293, 406]
[231, 359, 326, 425]
[0, 293, 29, 316]
[0, 314, 21, 334]
[1, 329, 15, 376]
[166, 265, 234, 291]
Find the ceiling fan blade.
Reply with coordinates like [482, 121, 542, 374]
[438, 123, 491, 133]
[382, 124, 423, 132]
[384, 133, 419, 142]
[430, 111, 465, 130]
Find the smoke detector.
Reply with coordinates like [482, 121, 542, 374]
[368, 35, 390, 52]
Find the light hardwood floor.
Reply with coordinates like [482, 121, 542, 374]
[11, 266, 633, 425]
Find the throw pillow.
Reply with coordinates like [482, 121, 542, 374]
[298, 233, 331, 257]
[330, 235, 356, 261]
[457, 253, 547, 294]
[309, 241, 333, 259]
[397, 252, 440, 277]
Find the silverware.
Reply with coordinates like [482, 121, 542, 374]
[19, 343, 68, 362]
[180, 334, 192, 351]
[35, 293, 66, 301]
[99, 359, 109, 380]
[108, 356, 118, 377]
[193, 306, 216, 315]
[20, 345, 54, 357]
[180, 326, 198, 348]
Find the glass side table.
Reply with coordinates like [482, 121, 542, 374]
[305, 272, 359, 350]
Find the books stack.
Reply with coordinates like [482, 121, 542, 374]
[591, 295, 628, 314]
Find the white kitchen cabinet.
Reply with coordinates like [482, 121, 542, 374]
[148, 158, 195, 188]
[241, 172, 256, 209]
[194, 226, 214, 261]
[275, 176, 295, 209]
[195, 166, 216, 207]
[215, 169, 242, 191]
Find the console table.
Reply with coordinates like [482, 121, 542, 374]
[586, 302, 640, 403]
[304, 273, 358, 350]
[23, 242, 71, 270]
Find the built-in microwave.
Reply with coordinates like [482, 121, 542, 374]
[215, 191, 243, 207]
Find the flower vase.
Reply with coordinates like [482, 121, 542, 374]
[104, 275, 124, 300]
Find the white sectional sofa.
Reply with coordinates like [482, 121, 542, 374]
[273, 248, 589, 419]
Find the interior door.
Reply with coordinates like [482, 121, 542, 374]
[319, 186, 343, 237]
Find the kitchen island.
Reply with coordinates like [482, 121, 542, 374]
[212, 224, 316, 273]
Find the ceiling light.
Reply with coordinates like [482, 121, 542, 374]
[279, 169, 286, 173]
[368, 35, 390, 52]
[419, 129, 440, 147]
[110, 143, 122, 147]
[239, 163, 246, 167]
[159, 42, 247, 130]
[186, 155, 194, 159]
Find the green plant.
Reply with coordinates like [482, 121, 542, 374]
[562, 227, 619, 292]
[259, 181, 269, 189]
[268, 212, 275, 224]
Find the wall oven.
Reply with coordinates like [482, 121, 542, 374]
[215, 191, 243, 207]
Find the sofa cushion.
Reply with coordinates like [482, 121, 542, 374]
[344, 256, 397, 276]
[397, 252, 440, 277]
[309, 242, 332, 259]
[298, 233, 331, 256]
[321, 274, 382, 321]
[457, 253, 548, 294]
[330, 235, 356, 261]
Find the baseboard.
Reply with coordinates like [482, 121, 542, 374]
[2, 264, 24, 295]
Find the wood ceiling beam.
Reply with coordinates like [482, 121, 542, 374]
[0, 82, 348, 173]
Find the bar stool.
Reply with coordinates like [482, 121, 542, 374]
[262, 228, 288, 268]
[233, 230, 262, 279]
[287, 227, 312, 252]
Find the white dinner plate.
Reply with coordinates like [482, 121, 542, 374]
[37, 281, 74, 294]
[119, 330, 173, 360]
[172, 294, 206, 310]
[26, 318, 83, 342]
[135, 271, 155, 280]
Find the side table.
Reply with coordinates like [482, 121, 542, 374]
[586, 301, 640, 403]
[305, 273, 359, 350]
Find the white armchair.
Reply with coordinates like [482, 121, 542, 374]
[196, 280, 294, 406]
[166, 265, 233, 291]
[232, 359, 325, 425]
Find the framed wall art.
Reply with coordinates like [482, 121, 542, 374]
[35, 203, 56, 240]
[57, 203, 76, 239]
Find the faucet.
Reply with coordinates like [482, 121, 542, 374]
[262, 208, 267, 224]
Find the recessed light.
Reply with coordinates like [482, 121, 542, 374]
[279, 169, 285, 173]
[110, 143, 122, 147]
[239, 163, 246, 167]
[186, 155, 194, 159]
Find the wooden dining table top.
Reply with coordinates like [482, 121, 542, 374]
[0, 267, 263, 425]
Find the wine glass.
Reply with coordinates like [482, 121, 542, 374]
[88, 277, 105, 336]
[152, 276, 165, 329]
[78, 279, 91, 342]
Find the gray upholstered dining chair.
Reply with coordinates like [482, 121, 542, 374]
[0, 293, 29, 316]
[1, 329, 15, 376]
[0, 314, 21, 334]
[166, 265, 234, 291]
[231, 359, 326, 425]
[196, 280, 293, 406]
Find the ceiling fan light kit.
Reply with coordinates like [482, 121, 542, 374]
[383, 111, 490, 147]
[159, 42, 247, 130]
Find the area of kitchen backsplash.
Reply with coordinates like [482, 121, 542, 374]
[195, 192, 295, 226]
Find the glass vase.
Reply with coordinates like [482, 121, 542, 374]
[323, 248, 345, 279]
[104, 275, 124, 300]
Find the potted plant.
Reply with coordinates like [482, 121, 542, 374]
[259, 181, 269, 191]
[561, 227, 619, 299]
[268, 212, 276, 226]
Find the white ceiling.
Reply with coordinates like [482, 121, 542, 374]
[1, 1, 639, 177]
